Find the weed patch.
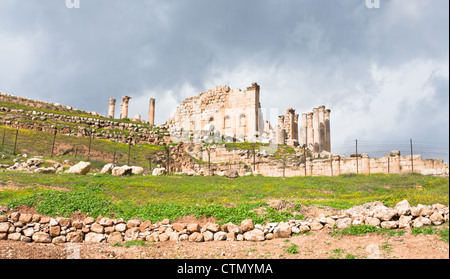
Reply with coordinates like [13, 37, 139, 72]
[285, 244, 299, 255]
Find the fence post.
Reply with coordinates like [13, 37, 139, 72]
[330, 158, 333, 176]
[410, 139, 414, 172]
[387, 156, 390, 174]
[163, 143, 170, 175]
[87, 131, 92, 161]
[13, 128, 19, 155]
[1, 131, 5, 146]
[51, 127, 57, 157]
[252, 145, 256, 172]
[355, 139, 359, 174]
[128, 142, 131, 166]
[303, 145, 307, 176]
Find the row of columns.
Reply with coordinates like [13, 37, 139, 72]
[300, 105, 331, 153]
[277, 108, 299, 146]
[107, 97, 156, 125]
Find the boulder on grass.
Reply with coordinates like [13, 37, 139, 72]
[131, 166, 144, 175]
[34, 167, 56, 174]
[152, 168, 166, 176]
[27, 158, 44, 167]
[66, 161, 91, 175]
[111, 166, 133, 176]
[224, 169, 238, 179]
[100, 164, 116, 174]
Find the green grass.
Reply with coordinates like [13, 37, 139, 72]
[285, 244, 299, 255]
[0, 125, 165, 169]
[332, 224, 448, 243]
[411, 226, 449, 242]
[331, 225, 407, 237]
[113, 240, 148, 248]
[0, 100, 148, 125]
[0, 171, 448, 224]
[327, 248, 359, 259]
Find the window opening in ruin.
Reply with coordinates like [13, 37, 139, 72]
[224, 116, 231, 129]
[239, 114, 247, 127]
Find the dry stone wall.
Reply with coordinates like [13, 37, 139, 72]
[0, 200, 447, 244]
[175, 144, 449, 177]
[0, 106, 169, 145]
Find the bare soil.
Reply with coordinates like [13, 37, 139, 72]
[0, 227, 448, 259]
[0, 202, 448, 260]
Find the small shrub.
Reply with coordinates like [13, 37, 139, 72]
[438, 227, 449, 243]
[285, 244, 299, 255]
[114, 240, 147, 248]
[331, 225, 380, 236]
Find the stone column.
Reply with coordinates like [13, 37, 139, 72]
[306, 112, 314, 149]
[246, 83, 261, 138]
[108, 98, 116, 119]
[313, 107, 320, 152]
[293, 114, 299, 141]
[120, 96, 131, 120]
[148, 98, 155, 125]
[277, 127, 286, 145]
[324, 109, 331, 152]
[318, 106, 325, 152]
[278, 115, 286, 145]
[278, 115, 285, 130]
[288, 109, 295, 140]
[300, 113, 307, 147]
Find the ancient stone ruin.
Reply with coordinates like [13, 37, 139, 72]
[167, 83, 265, 143]
[1, 84, 448, 177]
[300, 106, 331, 152]
[120, 96, 131, 120]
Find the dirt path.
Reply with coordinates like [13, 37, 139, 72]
[0, 228, 447, 259]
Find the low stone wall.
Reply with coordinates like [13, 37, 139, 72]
[0, 107, 169, 145]
[0, 200, 448, 244]
[188, 145, 449, 177]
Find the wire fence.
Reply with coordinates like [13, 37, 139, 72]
[1, 125, 449, 173]
[0, 126, 166, 171]
[332, 139, 449, 163]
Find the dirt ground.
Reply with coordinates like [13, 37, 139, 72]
[0, 227, 448, 260]
[0, 199, 448, 260]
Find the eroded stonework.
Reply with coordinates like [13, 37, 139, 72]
[167, 83, 265, 142]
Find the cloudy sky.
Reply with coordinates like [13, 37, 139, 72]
[0, 0, 448, 160]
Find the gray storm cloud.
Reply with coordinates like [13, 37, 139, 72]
[0, 0, 448, 161]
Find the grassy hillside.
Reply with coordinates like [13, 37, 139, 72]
[0, 125, 165, 170]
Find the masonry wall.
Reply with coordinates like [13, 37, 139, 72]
[167, 83, 264, 140]
[187, 146, 449, 177]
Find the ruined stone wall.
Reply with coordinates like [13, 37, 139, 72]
[0, 107, 170, 145]
[300, 106, 331, 153]
[180, 145, 448, 177]
[278, 108, 299, 147]
[0, 92, 103, 117]
[168, 83, 264, 140]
